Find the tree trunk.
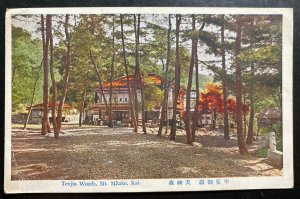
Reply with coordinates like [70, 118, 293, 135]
[132, 68, 139, 130]
[184, 15, 196, 145]
[79, 65, 90, 127]
[246, 19, 255, 144]
[213, 108, 217, 129]
[134, 14, 147, 134]
[48, 15, 59, 139]
[246, 87, 255, 144]
[157, 93, 166, 136]
[120, 14, 137, 132]
[133, 82, 139, 129]
[41, 14, 50, 136]
[89, 16, 111, 125]
[170, 14, 181, 141]
[246, 64, 254, 143]
[157, 59, 166, 136]
[23, 61, 43, 130]
[90, 50, 109, 113]
[133, 21, 139, 129]
[191, 20, 205, 141]
[246, 68, 255, 144]
[235, 18, 248, 155]
[170, 85, 177, 141]
[191, 51, 199, 141]
[158, 14, 171, 137]
[165, 83, 169, 135]
[243, 90, 247, 138]
[57, 14, 71, 132]
[221, 15, 230, 140]
[108, 16, 115, 128]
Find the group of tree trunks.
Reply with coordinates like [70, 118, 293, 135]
[120, 14, 138, 132]
[24, 14, 276, 156]
[157, 14, 251, 154]
[169, 14, 181, 141]
[157, 14, 171, 137]
[36, 14, 72, 139]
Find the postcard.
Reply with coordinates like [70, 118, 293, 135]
[5, 7, 293, 193]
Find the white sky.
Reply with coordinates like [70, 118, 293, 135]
[11, 14, 235, 77]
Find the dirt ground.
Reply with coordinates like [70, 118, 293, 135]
[11, 124, 281, 180]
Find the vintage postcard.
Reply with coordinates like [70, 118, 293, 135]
[5, 7, 293, 193]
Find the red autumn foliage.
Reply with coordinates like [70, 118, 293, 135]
[198, 82, 248, 113]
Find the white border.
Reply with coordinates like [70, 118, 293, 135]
[4, 7, 293, 193]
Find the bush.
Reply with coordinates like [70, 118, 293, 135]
[259, 122, 282, 136]
[255, 138, 282, 158]
[276, 139, 283, 152]
[255, 147, 268, 158]
[14, 103, 28, 113]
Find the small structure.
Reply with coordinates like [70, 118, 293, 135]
[201, 113, 214, 126]
[267, 132, 283, 168]
[257, 107, 281, 128]
[27, 102, 72, 124]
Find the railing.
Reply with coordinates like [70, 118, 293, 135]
[94, 101, 130, 105]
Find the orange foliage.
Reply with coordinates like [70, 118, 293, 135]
[102, 74, 164, 88]
[200, 82, 223, 112]
[199, 82, 248, 113]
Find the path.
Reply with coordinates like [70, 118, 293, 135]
[11, 125, 281, 180]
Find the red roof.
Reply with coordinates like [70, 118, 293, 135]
[101, 74, 165, 88]
[27, 102, 72, 110]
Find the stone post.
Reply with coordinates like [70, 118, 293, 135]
[269, 132, 276, 151]
[267, 131, 283, 168]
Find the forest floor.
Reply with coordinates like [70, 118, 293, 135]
[11, 124, 281, 180]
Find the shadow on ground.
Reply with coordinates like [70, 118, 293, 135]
[11, 126, 281, 180]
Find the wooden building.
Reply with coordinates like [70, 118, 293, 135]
[88, 74, 186, 126]
[257, 107, 281, 128]
[88, 74, 215, 127]
[27, 102, 71, 124]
